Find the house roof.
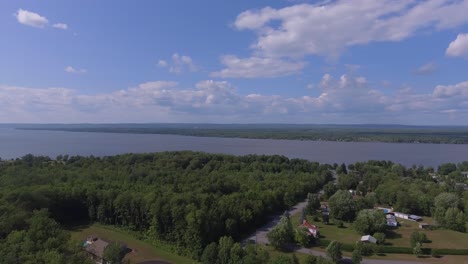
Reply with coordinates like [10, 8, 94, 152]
[361, 235, 377, 243]
[85, 238, 109, 259]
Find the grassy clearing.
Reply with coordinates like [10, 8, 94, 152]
[69, 224, 196, 264]
[291, 212, 468, 250]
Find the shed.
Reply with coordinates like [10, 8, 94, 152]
[361, 235, 377, 244]
[409, 215, 422, 221]
[419, 223, 432, 229]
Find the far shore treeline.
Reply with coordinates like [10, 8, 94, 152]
[0, 151, 467, 263]
[16, 123, 468, 144]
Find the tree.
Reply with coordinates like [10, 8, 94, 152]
[444, 207, 466, 232]
[438, 163, 457, 175]
[352, 249, 362, 264]
[229, 243, 244, 264]
[243, 244, 269, 264]
[201, 242, 218, 264]
[373, 232, 386, 245]
[326, 240, 342, 264]
[267, 212, 294, 250]
[217, 236, 234, 264]
[294, 226, 311, 247]
[410, 231, 427, 247]
[413, 242, 422, 257]
[433, 193, 464, 231]
[337, 163, 348, 175]
[305, 193, 321, 217]
[103, 242, 126, 264]
[323, 182, 338, 199]
[328, 190, 357, 222]
[353, 209, 386, 235]
[304, 255, 317, 264]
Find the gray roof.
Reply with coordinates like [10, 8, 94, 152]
[85, 239, 109, 259]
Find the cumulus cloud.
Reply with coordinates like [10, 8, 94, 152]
[211, 55, 305, 78]
[65, 66, 87, 74]
[52, 23, 68, 30]
[234, 0, 468, 58]
[157, 53, 198, 73]
[446, 33, 468, 58]
[413, 62, 437, 75]
[15, 9, 48, 28]
[2, 77, 468, 124]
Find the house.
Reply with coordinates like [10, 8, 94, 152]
[386, 214, 398, 227]
[462, 172, 468, 178]
[360, 235, 377, 244]
[84, 236, 110, 264]
[301, 220, 320, 238]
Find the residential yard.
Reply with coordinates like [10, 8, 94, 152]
[69, 224, 196, 264]
[291, 212, 468, 250]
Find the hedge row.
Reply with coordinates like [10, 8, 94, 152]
[432, 248, 468, 255]
[316, 240, 468, 256]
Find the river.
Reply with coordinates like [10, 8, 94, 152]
[1, 127, 467, 167]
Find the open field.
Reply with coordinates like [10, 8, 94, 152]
[69, 224, 196, 264]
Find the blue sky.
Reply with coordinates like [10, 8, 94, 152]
[1, 0, 468, 124]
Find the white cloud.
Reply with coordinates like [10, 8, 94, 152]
[158, 60, 168, 67]
[446, 33, 468, 58]
[211, 55, 305, 78]
[234, 0, 468, 58]
[52, 23, 68, 30]
[2, 77, 468, 124]
[15, 9, 48, 28]
[65, 66, 87, 74]
[158, 53, 198, 73]
[414, 62, 437, 75]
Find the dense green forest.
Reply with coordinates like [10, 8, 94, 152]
[18, 124, 468, 144]
[0, 152, 331, 263]
[1, 152, 467, 263]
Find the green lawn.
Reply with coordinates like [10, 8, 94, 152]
[69, 224, 196, 264]
[291, 212, 468, 250]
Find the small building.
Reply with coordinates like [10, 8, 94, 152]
[394, 212, 422, 221]
[386, 214, 398, 227]
[84, 236, 110, 264]
[301, 220, 320, 238]
[394, 212, 409, 220]
[419, 223, 432, 229]
[408, 215, 423, 222]
[361, 235, 377, 244]
[462, 172, 468, 178]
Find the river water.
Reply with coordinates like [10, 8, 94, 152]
[1, 128, 467, 167]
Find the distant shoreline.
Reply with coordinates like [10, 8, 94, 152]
[16, 125, 468, 144]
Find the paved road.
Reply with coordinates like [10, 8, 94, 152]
[243, 198, 428, 264]
[243, 199, 308, 245]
